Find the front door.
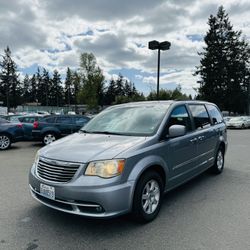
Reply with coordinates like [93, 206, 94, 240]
[161, 105, 198, 188]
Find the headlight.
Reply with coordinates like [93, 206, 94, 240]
[34, 152, 39, 167]
[85, 159, 125, 178]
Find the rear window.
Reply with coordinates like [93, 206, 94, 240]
[189, 104, 211, 129]
[206, 104, 223, 124]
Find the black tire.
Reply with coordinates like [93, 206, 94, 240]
[43, 132, 57, 145]
[0, 134, 11, 150]
[241, 124, 245, 129]
[132, 171, 164, 223]
[211, 147, 224, 174]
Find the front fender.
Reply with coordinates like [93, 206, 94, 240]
[127, 155, 169, 185]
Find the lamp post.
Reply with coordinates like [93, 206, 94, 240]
[148, 40, 171, 100]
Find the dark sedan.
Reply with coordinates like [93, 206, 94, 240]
[0, 118, 24, 150]
[32, 115, 90, 145]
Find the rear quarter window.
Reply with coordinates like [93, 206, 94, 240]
[189, 104, 211, 130]
[206, 104, 223, 124]
[55, 116, 72, 124]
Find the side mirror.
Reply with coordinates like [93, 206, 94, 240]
[168, 125, 186, 138]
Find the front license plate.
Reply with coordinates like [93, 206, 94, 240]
[40, 183, 55, 200]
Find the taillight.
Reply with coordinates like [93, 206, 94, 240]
[16, 123, 23, 128]
[33, 121, 39, 129]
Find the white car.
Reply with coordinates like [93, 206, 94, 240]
[226, 116, 250, 129]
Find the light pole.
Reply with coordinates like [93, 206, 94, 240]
[148, 40, 171, 100]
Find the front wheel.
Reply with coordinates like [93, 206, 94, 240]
[132, 171, 164, 223]
[0, 134, 11, 150]
[43, 132, 56, 145]
[211, 147, 224, 174]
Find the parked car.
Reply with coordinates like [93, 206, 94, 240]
[0, 118, 24, 150]
[29, 101, 227, 222]
[4, 114, 23, 122]
[18, 115, 46, 140]
[226, 116, 250, 129]
[32, 115, 90, 145]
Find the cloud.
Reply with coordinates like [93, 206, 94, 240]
[43, 0, 165, 21]
[0, 0, 249, 96]
[0, 0, 48, 51]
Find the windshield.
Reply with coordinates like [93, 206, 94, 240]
[82, 103, 170, 136]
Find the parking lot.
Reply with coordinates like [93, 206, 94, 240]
[0, 130, 250, 250]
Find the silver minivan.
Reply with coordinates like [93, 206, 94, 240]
[29, 101, 227, 222]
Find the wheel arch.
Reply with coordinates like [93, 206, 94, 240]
[0, 132, 13, 142]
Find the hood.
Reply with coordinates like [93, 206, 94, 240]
[39, 132, 147, 163]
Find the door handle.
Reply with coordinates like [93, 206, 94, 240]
[190, 138, 198, 143]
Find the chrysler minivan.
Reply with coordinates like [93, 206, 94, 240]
[29, 101, 227, 222]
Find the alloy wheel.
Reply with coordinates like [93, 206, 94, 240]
[141, 179, 160, 214]
[44, 134, 56, 145]
[0, 135, 10, 150]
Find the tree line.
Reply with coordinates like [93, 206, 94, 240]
[0, 6, 249, 114]
[195, 6, 250, 114]
[0, 48, 189, 111]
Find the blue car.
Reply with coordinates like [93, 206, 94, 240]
[0, 118, 24, 150]
[18, 115, 46, 140]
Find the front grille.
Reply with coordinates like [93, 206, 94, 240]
[37, 157, 80, 183]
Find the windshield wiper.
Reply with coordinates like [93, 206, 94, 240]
[88, 131, 124, 135]
[79, 129, 92, 133]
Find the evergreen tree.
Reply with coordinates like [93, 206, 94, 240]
[36, 68, 44, 105]
[22, 74, 31, 103]
[30, 74, 37, 103]
[195, 6, 250, 114]
[0, 46, 21, 110]
[64, 67, 74, 106]
[147, 87, 189, 101]
[104, 78, 117, 105]
[41, 68, 51, 106]
[50, 70, 63, 106]
[115, 74, 125, 97]
[72, 71, 80, 106]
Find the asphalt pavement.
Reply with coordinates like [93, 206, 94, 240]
[0, 130, 250, 250]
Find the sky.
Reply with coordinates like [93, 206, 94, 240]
[0, 0, 250, 96]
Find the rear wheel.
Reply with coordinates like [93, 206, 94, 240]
[132, 171, 164, 223]
[43, 132, 56, 145]
[211, 147, 224, 174]
[0, 134, 11, 150]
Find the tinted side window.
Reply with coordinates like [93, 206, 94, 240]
[167, 105, 192, 132]
[56, 117, 72, 124]
[189, 104, 211, 129]
[73, 116, 89, 125]
[21, 117, 36, 123]
[206, 104, 223, 124]
[45, 117, 55, 123]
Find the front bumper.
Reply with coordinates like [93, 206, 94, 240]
[29, 165, 135, 218]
